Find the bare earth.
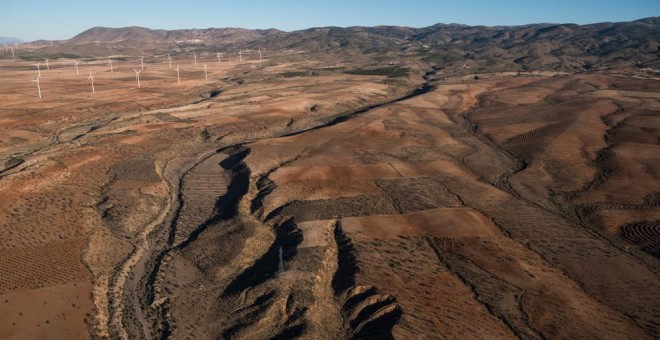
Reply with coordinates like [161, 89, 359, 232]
[0, 49, 658, 339]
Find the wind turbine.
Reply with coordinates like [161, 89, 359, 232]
[87, 70, 95, 93]
[32, 75, 42, 99]
[133, 67, 142, 88]
[166, 53, 172, 68]
[73, 60, 80, 75]
[203, 64, 208, 80]
[216, 51, 221, 65]
[108, 58, 113, 72]
[139, 56, 144, 70]
[193, 52, 197, 67]
[259, 49, 262, 62]
[43, 57, 50, 70]
[50, 40, 53, 46]
[175, 64, 180, 85]
[10, 47, 14, 59]
[239, 50, 242, 62]
[35, 62, 41, 77]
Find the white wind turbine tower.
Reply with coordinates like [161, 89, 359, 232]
[166, 53, 172, 68]
[259, 49, 262, 62]
[193, 52, 197, 67]
[73, 60, 80, 75]
[43, 57, 50, 70]
[35, 62, 41, 77]
[175, 64, 180, 85]
[239, 50, 242, 62]
[216, 51, 221, 64]
[10, 47, 14, 59]
[87, 70, 95, 93]
[133, 67, 142, 88]
[140, 56, 144, 70]
[32, 75, 42, 99]
[108, 58, 113, 72]
[203, 64, 208, 80]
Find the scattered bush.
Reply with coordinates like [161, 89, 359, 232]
[344, 66, 409, 78]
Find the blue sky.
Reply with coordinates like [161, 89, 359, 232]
[1, 0, 658, 41]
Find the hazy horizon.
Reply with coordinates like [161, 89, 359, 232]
[2, 0, 659, 41]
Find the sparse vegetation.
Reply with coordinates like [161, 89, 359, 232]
[420, 51, 465, 64]
[1, 17, 658, 340]
[280, 71, 310, 78]
[344, 66, 409, 78]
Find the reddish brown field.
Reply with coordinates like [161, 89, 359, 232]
[0, 50, 658, 339]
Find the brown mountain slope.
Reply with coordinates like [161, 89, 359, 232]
[47, 18, 659, 73]
[68, 26, 281, 45]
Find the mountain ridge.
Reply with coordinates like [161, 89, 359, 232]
[66, 17, 659, 42]
[68, 26, 282, 44]
[0, 36, 24, 44]
[18, 17, 660, 74]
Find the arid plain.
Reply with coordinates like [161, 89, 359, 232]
[0, 19, 659, 340]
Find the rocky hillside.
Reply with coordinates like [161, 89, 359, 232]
[30, 17, 660, 73]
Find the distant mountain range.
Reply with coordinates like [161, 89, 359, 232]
[20, 17, 660, 73]
[0, 36, 24, 44]
[67, 26, 282, 45]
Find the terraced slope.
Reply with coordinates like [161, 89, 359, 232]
[157, 74, 659, 338]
